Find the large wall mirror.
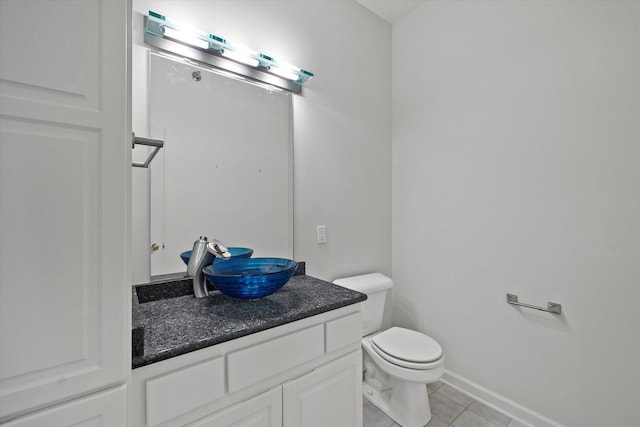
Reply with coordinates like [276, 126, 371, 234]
[148, 52, 293, 276]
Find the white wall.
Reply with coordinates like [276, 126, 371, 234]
[392, 1, 640, 426]
[131, 0, 391, 283]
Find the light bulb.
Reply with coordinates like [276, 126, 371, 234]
[269, 66, 300, 82]
[222, 48, 260, 67]
[163, 27, 210, 50]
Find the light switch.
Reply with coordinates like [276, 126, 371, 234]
[317, 225, 327, 244]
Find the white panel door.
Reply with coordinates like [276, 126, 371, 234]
[0, 0, 130, 420]
[188, 387, 282, 427]
[282, 351, 363, 427]
[2, 385, 126, 427]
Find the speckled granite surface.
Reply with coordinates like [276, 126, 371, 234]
[132, 274, 366, 369]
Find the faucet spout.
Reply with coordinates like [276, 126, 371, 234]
[190, 238, 231, 298]
[192, 250, 214, 298]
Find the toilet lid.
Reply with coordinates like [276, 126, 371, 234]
[371, 327, 442, 363]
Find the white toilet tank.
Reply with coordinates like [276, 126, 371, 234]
[333, 273, 393, 336]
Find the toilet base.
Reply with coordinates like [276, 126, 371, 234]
[361, 339, 443, 427]
[364, 378, 432, 427]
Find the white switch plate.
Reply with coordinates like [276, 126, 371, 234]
[316, 225, 327, 244]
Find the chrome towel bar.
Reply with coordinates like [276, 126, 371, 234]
[506, 293, 562, 315]
[132, 133, 164, 168]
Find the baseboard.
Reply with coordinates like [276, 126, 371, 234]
[441, 370, 566, 427]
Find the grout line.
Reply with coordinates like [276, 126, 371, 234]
[449, 408, 464, 427]
[441, 381, 512, 427]
[441, 390, 507, 427]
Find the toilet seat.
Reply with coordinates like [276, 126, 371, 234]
[371, 327, 442, 370]
[361, 335, 444, 383]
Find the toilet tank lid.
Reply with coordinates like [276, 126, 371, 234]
[333, 273, 393, 293]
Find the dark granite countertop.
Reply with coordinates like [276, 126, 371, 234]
[132, 274, 366, 369]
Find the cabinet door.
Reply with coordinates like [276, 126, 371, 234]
[0, 0, 130, 420]
[283, 350, 362, 427]
[187, 387, 282, 427]
[2, 385, 126, 427]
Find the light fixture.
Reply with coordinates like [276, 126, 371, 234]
[144, 11, 314, 93]
[269, 66, 302, 82]
[163, 27, 210, 50]
[221, 47, 260, 67]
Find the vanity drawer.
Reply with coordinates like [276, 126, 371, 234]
[325, 311, 362, 353]
[227, 324, 324, 393]
[146, 356, 225, 426]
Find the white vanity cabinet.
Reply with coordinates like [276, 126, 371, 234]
[186, 387, 282, 427]
[130, 305, 363, 427]
[184, 351, 362, 427]
[282, 351, 362, 427]
[0, 0, 130, 424]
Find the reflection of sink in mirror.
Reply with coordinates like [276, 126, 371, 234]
[179, 247, 254, 266]
[203, 258, 297, 300]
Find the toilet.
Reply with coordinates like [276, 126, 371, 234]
[334, 273, 444, 427]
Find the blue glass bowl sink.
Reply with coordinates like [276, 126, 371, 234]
[180, 247, 253, 266]
[203, 258, 297, 299]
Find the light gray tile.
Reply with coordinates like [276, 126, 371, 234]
[507, 418, 531, 427]
[425, 414, 450, 427]
[437, 384, 474, 407]
[453, 409, 501, 427]
[429, 390, 466, 424]
[363, 399, 395, 427]
[468, 401, 511, 427]
[390, 414, 448, 427]
[427, 380, 443, 394]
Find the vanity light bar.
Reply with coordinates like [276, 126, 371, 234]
[145, 11, 314, 89]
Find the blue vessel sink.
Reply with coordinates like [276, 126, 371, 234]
[203, 257, 297, 299]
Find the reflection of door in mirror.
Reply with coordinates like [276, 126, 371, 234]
[148, 53, 293, 276]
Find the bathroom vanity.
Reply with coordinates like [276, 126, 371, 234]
[130, 274, 366, 427]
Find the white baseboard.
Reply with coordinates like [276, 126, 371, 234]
[441, 370, 566, 427]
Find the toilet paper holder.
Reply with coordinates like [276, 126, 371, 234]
[506, 293, 562, 315]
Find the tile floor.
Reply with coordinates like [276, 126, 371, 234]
[363, 381, 528, 427]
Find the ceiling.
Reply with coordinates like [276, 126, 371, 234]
[354, 0, 425, 24]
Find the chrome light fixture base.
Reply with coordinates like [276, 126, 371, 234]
[144, 11, 314, 94]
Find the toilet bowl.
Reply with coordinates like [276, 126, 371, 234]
[366, 327, 444, 380]
[333, 273, 444, 427]
[361, 328, 444, 427]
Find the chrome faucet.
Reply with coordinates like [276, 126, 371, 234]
[187, 237, 231, 298]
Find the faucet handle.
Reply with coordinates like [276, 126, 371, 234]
[207, 240, 231, 259]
